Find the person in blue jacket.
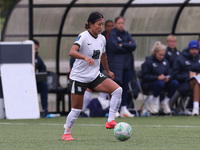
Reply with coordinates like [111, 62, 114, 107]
[107, 16, 136, 117]
[33, 39, 48, 117]
[165, 34, 181, 69]
[101, 20, 114, 74]
[172, 40, 200, 116]
[142, 41, 179, 114]
[101, 20, 114, 41]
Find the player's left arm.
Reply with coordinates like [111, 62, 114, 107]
[101, 52, 115, 80]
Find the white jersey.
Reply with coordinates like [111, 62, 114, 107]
[70, 30, 106, 83]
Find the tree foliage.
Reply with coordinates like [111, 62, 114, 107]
[0, 0, 16, 17]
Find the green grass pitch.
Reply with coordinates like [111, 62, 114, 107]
[0, 116, 200, 150]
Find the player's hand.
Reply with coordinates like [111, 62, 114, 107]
[119, 43, 122, 47]
[158, 74, 165, 80]
[163, 77, 169, 83]
[85, 57, 94, 66]
[190, 71, 196, 77]
[107, 71, 115, 80]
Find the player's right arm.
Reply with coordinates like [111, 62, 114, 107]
[69, 44, 94, 66]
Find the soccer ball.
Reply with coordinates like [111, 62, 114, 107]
[114, 122, 132, 141]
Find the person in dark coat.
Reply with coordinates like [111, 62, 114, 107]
[33, 39, 48, 117]
[101, 20, 114, 74]
[142, 41, 179, 114]
[101, 20, 114, 40]
[172, 40, 200, 115]
[107, 16, 136, 117]
[165, 34, 181, 69]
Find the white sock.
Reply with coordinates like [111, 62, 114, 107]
[108, 87, 122, 122]
[120, 106, 127, 113]
[193, 101, 199, 109]
[64, 108, 82, 134]
[82, 90, 92, 112]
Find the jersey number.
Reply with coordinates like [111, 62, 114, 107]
[92, 50, 100, 59]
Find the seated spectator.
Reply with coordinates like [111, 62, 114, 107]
[142, 41, 179, 114]
[163, 35, 181, 109]
[172, 40, 200, 116]
[32, 39, 48, 117]
[165, 34, 181, 69]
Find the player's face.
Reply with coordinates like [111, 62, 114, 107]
[91, 19, 104, 36]
[167, 37, 176, 49]
[34, 44, 38, 55]
[105, 22, 114, 34]
[190, 48, 199, 58]
[115, 18, 124, 32]
[155, 50, 165, 61]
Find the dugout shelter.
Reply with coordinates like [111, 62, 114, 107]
[2, 0, 200, 76]
[1, 0, 200, 114]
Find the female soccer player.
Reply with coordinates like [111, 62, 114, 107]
[62, 12, 122, 141]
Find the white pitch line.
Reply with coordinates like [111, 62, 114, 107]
[0, 122, 200, 128]
[133, 125, 200, 128]
[0, 122, 29, 126]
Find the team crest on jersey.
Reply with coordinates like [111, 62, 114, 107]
[76, 35, 81, 41]
[117, 36, 122, 42]
[185, 60, 191, 65]
[167, 51, 172, 56]
[152, 63, 157, 67]
[163, 61, 167, 65]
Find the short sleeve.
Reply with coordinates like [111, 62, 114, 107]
[74, 32, 85, 47]
[102, 46, 106, 53]
[102, 35, 106, 53]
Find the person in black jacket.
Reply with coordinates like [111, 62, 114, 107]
[142, 41, 179, 114]
[101, 20, 114, 41]
[107, 16, 136, 117]
[165, 34, 181, 69]
[33, 39, 48, 117]
[172, 40, 200, 116]
[101, 20, 114, 74]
